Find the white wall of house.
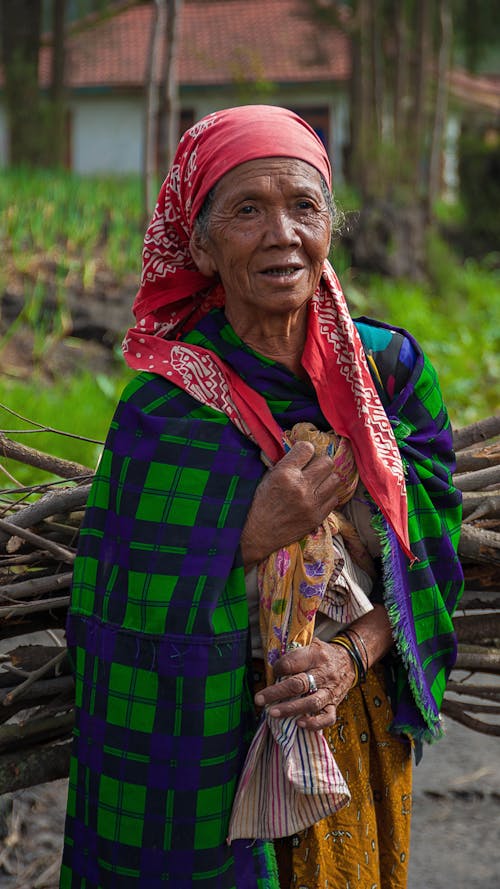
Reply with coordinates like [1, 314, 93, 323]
[0, 88, 349, 177]
[71, 95, 144, 174]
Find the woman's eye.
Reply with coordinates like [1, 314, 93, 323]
[297, 200, 314, 211]
[238, 204, 256, 215]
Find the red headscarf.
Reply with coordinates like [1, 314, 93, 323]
[123, 105, 412, 559]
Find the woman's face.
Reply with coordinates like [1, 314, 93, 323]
[190, 158, 332, 334]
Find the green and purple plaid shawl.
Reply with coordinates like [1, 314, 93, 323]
[61, 310, 462, 888]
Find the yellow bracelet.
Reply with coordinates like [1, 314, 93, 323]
[330, 637, 360, 687]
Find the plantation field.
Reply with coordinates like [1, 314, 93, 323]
[0, 170, 498, 487]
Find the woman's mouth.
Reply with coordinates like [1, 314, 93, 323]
[261, 265, 303, 277]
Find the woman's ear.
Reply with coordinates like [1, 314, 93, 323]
[189, 229, 218, 277]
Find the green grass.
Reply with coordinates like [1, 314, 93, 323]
[0, 369, 133, 490]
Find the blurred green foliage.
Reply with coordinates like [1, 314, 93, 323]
[0, 168, 146, 280]
[340, 245, 498, 427]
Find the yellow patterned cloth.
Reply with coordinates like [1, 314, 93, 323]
[288, 664, 413, 889]
[257, 423, 368, 685]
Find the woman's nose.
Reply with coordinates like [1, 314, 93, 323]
[261, 210, 301, 247]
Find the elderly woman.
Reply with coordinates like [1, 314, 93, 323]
[60, 106, 463, 889]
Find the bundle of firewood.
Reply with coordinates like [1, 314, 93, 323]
[0, 416, 499, 794]
[441, 414, 500, 737]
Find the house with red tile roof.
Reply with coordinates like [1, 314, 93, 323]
[0, 0, 352, 176]
[0, 0, 497, 181]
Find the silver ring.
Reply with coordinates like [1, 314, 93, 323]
[305, 672, 318, 695]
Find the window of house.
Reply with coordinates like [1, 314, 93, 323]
[290, 106, 330, 151]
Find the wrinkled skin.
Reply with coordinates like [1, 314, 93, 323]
[190, 157, 331, 377]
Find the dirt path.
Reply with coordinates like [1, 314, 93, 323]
[409, 714, 500, 888]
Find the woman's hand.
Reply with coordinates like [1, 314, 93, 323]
[254, 637, 356, 730]
[240, 440, 341, 567]
[254, 606, 394, 731]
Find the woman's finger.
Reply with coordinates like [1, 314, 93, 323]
[266, 684, 338, 720]
[296, 704, 338, 731]
[254, 671, 311, 708]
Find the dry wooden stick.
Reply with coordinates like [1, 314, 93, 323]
[0, 676, 74, 725]
[0, 484, 91, 542]
[455, 646, 500, 674]
[446, 681, 500, 701]
[0, 571, 73, 602]
[462, 491, 500, 521]
[441, 699, 500, 736]
[0, 517, 76, 563]
[0, 711, 74, 753]
[0, 650, 68, 707]
[454, 465, 500, 492]
[458, 589, 500, 610]
[0, 433, 93, 479]
[458, 524, 500, 565]
[444, 701, 500, 715]
[0, 552, 46, 566]
[453, 611, 500, 644]
[7, 644, 68, 673]
[453, 414, 500, 451]
[455, 442, 500, 473]
[0, 738, 72, 794]
[0, 594, 70, 620]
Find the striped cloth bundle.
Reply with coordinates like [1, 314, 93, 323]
[227, 710, 350, 841]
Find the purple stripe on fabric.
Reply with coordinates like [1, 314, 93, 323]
[138, 845, 200, 885]
[185, 526, 242, 566]
[231, 839, 266, 884]
[385, 521, 440, 724]
[76, 711, 106, 773]
[113, 405, 167, 460]
[69, 820, 100, 885]
[157, 635, 209, 677]
[77, 615, 119, 663]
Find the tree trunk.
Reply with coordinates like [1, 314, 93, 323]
[143, 0, 165, 222]
[157, 0, 182, 172]
[369, 2, 383, 144]
[427, 0, 452, 213]
[349, 0, 374, 198]
[48, 0, 67, 167]
[0, 0, 43, 165]
[393, 0, 409, 148]
[413, 0, 432, 194]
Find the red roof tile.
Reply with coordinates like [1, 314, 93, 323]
[38, 0, 350, 90]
